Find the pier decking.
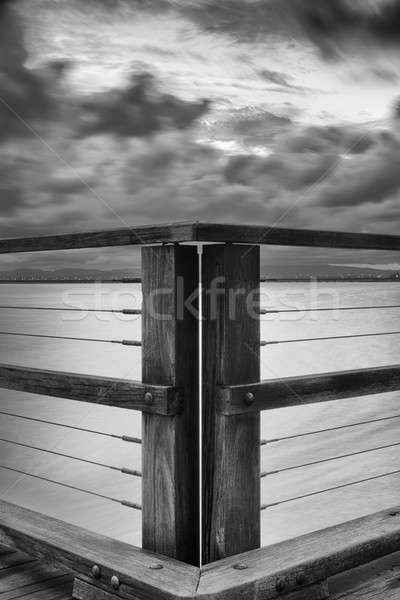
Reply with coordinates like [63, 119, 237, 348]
[0, 545, 73, 599]
[0, 221, 400, 599]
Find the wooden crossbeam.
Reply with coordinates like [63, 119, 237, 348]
[217, 364, 400, 415]
[0, 364, 181, 415]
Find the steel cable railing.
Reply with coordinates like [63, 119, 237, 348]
[261, 469, 400, 510]
[0, 331, 141, 345]
[260, 304, 400, 315]
[260, 413, 400, 446]
[0, 438, 141, 477]
[0, 306, 142, 314]
[260, 330, 400, 346]
[261, 440, 400, 477]
[0, 277, 142, 284]
[0, 410, 141, 443]
[0, 465, 142, 510]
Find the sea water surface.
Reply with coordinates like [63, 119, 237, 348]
[0, 282, 399, 548]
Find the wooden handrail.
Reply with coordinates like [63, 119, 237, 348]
[195, 222, 400, 250]
[0, 222, 196, 254]
[0, 500, 199, 600]
[197, 506, 400, 599]
[217, 364, 400, 415]
[1, 221, 400, 253]
[0, 364, 182, 415]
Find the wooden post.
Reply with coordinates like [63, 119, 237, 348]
[202, 244, 260, 564]
[141, 245, 199, 566]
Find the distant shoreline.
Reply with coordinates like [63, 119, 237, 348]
[0, 277, 398, 284]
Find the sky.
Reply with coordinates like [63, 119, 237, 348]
[1, 0, 400, 272]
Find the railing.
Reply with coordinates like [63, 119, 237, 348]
[0, 221, 399, 599]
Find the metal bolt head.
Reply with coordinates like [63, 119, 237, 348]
[244, 392, 255, 406]
[233, 563, 248, 570]
[91, 564, 101, 579]
[149, 563, 164, 570]
[144, 392, 154, 406]
[111, 575, 120, 590]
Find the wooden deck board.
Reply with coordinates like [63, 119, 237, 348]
[0, 545, 73, 599]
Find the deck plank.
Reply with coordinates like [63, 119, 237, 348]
[0, 546, 73, 599]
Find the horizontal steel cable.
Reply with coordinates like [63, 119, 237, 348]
[261, 440, 400, 477]
[260, 304, 400, 315]
[0, 465, 142, 509]
[0, 278, 142, 284]
[260, 330, 400, 346]
[0, 331, 141, 345]
[0, 306, 142, 314]
[0, 410, 141, 444]
[0, 437, 141, 477]
[260, 413, 400, 445]
[261, 468, 400, 510]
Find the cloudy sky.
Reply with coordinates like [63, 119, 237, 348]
[1, 0, 400, 272]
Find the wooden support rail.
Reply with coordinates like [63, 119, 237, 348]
[0, 364, 181, 415]
[1, 221, 400, 253]
[0, 223, 196, 253]
[195, 223, 400, 250]
[197, 506, 400, 600]
[217, 364, 400, 415]
[0, 500, 200, 600]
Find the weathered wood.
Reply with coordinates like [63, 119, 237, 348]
[0, 547, 34, 570]
[73, 578, 117, 600]
[0, 223, 195, 254]
[2, 222, 400, 253]
[331, 566, 400, 599]
[281, 582, 329, 600]
[218, 364, 400, 415]
[0, 500, 200, 600]
[1, 573, 73, 600]
[0, 364, 180, 415]
[202, 244, 260, 564]
[197, 506, 400, 600]
[195, 222, 400, 251]
[142, 245, 199, 566]
[0, 561, 66, 593]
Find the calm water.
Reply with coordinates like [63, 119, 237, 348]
[0, 282, 399, 547]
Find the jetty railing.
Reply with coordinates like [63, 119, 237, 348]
[0, 221, 399, 599]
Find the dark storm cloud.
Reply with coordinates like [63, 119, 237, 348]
[0, 3, 58, 141]
[77, 73, 210, 138]
[293, 0, 400, 59]
[0, 3, 209, 145]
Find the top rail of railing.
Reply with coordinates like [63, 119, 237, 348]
[1, 222, 400, 253]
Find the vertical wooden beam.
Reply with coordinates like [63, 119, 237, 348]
[141, 245, 199, 566]
[202, 244, 260, 564]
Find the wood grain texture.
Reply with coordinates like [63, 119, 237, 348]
[0, 500, 199, 600]
[218, 364, 400, 414]
[197, 506, 400, 600]
[2, 221, 400, 253]
[202, 245, 260, 564]
[142, 245, 199, 566]
[1, 573, 73, 600]
[331, 566, 400, 599]
[0, 364, 180, 415]
[73, 578, 118, 600]
[0, 223, 195, 254]
[195, 223, 400, 251]
[281, 582, 329, 600]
